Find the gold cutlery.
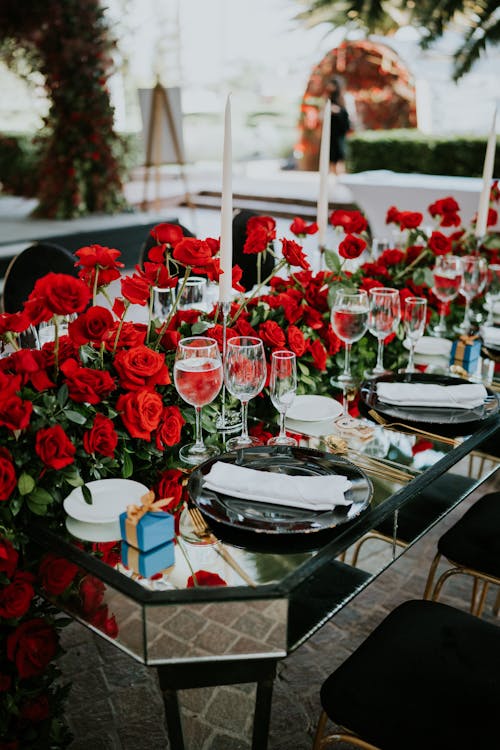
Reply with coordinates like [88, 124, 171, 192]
[324, 435, 415, 483]
[188, 505, 256, 587]
[368, 410, 459, 446]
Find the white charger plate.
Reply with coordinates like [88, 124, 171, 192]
[403, 336, 452, 357]
[63, 479, 150, 524]
[287, 395, 343, 422]
[65, 515, 121, 543]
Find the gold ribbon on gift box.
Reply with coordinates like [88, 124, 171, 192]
[452, 334, 479, 366]
[124, 491, 173, 549]
[125, 544, 174, 578]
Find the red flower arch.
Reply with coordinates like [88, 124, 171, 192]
[296, 39, 417, 170]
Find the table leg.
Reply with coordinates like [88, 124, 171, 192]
[162, 688, 185, 750]
[252, 675, 274, 750]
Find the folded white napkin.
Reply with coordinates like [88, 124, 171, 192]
[377, 382, 487, 409]
[203, 462, 352, 511]
[482, 326, 500, 348]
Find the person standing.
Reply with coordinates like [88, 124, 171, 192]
[328, 78, 350, 174]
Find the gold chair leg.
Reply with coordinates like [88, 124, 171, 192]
[312, 711, 329, 750]
[312, 711, 382, 749]
[493, 588, 500, 617]
[430, 568, 464, 603]
[423, 552, 441, 600]
[474, 580, 490, 617]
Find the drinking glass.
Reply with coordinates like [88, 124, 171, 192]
[153, 286, 175, 322]
[402, 297, 427, 374]
[367, 287, 401, 377]
[454, 255, 488, 334]
[331, 289, 369, 427]
[485, 264, 500, 326]
[173, 336, 223, 465]
[267, 350, 298, 447]
[177, 276, 208, 310]
[224, 336, 267, 451]
[430, 255, 463, 336]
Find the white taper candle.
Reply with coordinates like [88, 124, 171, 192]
[475, 107, 497, 238]
[317, 100, 331, 248]
[219, 94, 233, 303]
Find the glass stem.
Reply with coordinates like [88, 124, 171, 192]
[342, 386, 349, 418]
[279, 410, 286, 438]
[376, 338, 385, 371]
[343, 342, 352, 379]
[240, 401, 249, 441]
[193, 407, 204, 450]
[439, 305, 446, 331]
[463, 298, 471, 331]
[407, 341, 416, 373]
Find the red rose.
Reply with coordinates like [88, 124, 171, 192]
[289, 217, 318, 236]
[68, 306, 114, 346]
[1, 349, 54, 391]
[303, 305, 324, 330]
[329, 209, 368, 234]
[187, 570, 227, 588]
[105, 321, 147, 351]
[323, 324, 342, 356]
[75, 245, 124, 288]
[379, 248, 405, 266]
[157, 328, 181, 351]
[0, 393, 32, 431]
[258, 320, 286, 349]
[233, 317, 258, 338]
[386, 205, 400, 225]
[428, 231, 452, 256]
[309, 338, 327, 371]
[35, 425, 76, 469]
[91, 541, 121, 568]
[88, 605, 118, 638]
[428, 197, 461, 227]
[40, 336, 78, 368]
[114, 345, 170, 391]
[61, 358, 116, 404]
[155, 405, 185, 450]
[20, 694, 50, 723]
[27, 273, 91, 318]
[116, 389, 163, 439]
[0, 537, 18, 578]
[249, 421, 274, 444]
[150, 222, 185, 247]
[142, 261, 178, 289]
[232, 264, 246, 293]
[0, 448, 17, 502]
[0, 571, 35, 619]
[120, 273, 151, 306]
[154, 468, 185, 515]
[487, 207, 498, 227]
[83, 414, 118, 457]
[287, 325, 307, 357]
[173, 237, 215, 268]
[360, 276, 385, 294]
[0, 310, 30, 336]
[7, 618, 58, 679]
[338, 234, 367, 260]
[79, 575, 105, 615]
[281, 238, 310, 270]
[398, 211, 423, 230]
[243, 226, 269, 254]
[206, 324, 235, 352]
[39, 553, 79, 595]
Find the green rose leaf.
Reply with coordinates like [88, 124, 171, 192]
[56, 384, 69, 407]
[324, 250, 341, 273]
[122, 452, 133, 479]
[18, 472, 35, 496]
[82, 484, 93, 505]
[65, 410, 88, 425]
[29, 487, 53, 506]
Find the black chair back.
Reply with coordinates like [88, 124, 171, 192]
[232, 209, 275, 291]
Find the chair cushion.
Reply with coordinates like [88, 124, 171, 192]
[437, 491, 500, 578]
[320, 599, 500, 750]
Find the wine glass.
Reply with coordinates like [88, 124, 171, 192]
[402, 297, 427, 374]
[366, 287, 400, 377]
[485, 264, 500, 326]
[173, 336, 223, 465]
[224, 336, 267, 451]
[455, 255, 488, 334]
[430, 255, 463, 336]
[267, 350, 298, 447]
[331, 289, 369, 427]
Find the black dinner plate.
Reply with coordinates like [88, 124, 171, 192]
[187, 446, 373, 538]
[359, 372, 499, 437]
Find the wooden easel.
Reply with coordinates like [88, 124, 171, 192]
[141, 82, 192, 211]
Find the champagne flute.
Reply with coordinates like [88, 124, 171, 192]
[331, 289, 369, 428]
[455, 255, 488, 334]
[267, 350, 298, 447]
[224, 336, 267, 451]
[403, 297, 427, 374]
[367, 287, 400, 377]
[430, 255, 463, 336]
[174, 336, 223, 465]
[485, 263, 500, 326]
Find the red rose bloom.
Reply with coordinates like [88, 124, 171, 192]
[83, 414, 118, 457]
[289, 217, 318, 236]
[308, 338, 327, 371]
[187, 570, 227, 588]
[329, 209, 368, 234]
[105, 321, 147, 351]
[39, 553, 79, 596]
[0, 448, 17, 502]
[287, 325, 307, 357]
[398, 211, 423, 230]
[155, 405, 185, 450]
[142, 261, 178, 289]
[68, 306, 114, 346]
[258, 320, 286, 349]
[35, 425, 76, 469]
[428, 231, 452, 256]
[173, 237, 215, 268]
[114, 345, 170, 391]
[157, 328, 181, 351]
[27, 273, 91, 318]
[116, 389, 163, 440]
[61, 358, 116, 404]
[155, 468, 185, 515]
[360, 276, 385, 293]
[323, 324, 342, 356]
[7, 618, 58, 679]
[339, 234, 367, 260]
[428, 197, 461, 227]
[75, 245, 124, 288]
[0, 571, 35, 619]
[281, 238, 310, 270]
[87, 605, 118, 638]
[379, 248, 405, 266]
[0, 310, 31, 336]
[0, 392, 33, 431]
[386, 206, 400, 225]
[121, 273, 151, 306]
[20, 694, 50, 723]
[150, 222, 185, 247]
[1, 349, 54, 391]
[0, 537, 18, 578]
[79, 575, 105, 615]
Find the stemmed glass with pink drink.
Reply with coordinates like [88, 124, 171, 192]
[174, 336, 223, 465]
[431, 255, 463, 336]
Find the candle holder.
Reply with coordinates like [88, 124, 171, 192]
[215, 301, 243, 434]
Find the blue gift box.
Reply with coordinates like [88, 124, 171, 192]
[449, 337, 481, 374]
[121, 540, 175, 578]
[119, 510, 175, 552]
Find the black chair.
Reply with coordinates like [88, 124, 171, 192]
[232, 209, 275, 291]
[313, 599, 500, 750]
[424, 490, 500, 617]
[1, 242, 78, 313]
[138, 221, 196, 269]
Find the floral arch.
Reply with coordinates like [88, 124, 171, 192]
[296, 39, 417, 171]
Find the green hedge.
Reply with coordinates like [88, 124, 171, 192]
[347, 129, 499, 178]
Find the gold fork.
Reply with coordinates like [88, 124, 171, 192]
[368, 410, 459, 446]
[188, 506, 256, 587]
